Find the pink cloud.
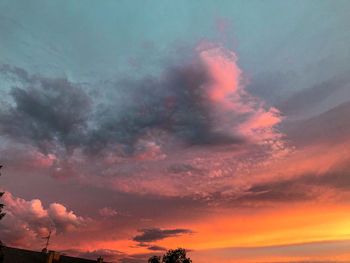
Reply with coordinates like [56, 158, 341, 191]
[196, 41, 285, 145]
[0, 191, 87, 249]
[99, 207, 118, 218]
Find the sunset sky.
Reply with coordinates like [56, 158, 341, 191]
[1, 1, 350, 262]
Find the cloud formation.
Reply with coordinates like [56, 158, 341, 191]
[0, 40, 284, 156]
[133, 228, 193, 243]
[245, 163, 350, 201]
[2, 2, 350, 262]
[0, 41, 288, 198]
[0, 191, 86, 248]
[0, 76, 90, 154]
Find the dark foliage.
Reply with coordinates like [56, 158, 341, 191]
[148, 248, 192, 263]
[0, 165, 5, 220]
[0, 165, 4, 263]
[148, 256, 161, 263]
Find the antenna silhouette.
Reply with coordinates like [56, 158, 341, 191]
[43, 228, 52, 251]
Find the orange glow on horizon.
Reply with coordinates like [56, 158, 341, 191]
[60, 203, 350, 261]
[154, 203, 350, 255]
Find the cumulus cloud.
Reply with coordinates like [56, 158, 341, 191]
[48, 202, 85, 233]
[0, 191, 86, 248]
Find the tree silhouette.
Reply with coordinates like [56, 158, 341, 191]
[0, 165, 5, 263]
[162, 248, 192, 263]
[148, 255, 161, 263]
[0, 165, 4, 221]
[148, 248, 192, 263]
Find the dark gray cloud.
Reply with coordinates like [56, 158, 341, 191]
[0, 72, 91, 154]
[134, 243, 167, 251]
[0, 64, 34, 83]
[87, 63, 243, 153]
[0, 63, 244, 158]
[133, 228, 193, 243]
[147, 245, 167, 251]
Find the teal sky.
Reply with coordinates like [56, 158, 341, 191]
[1, 0, 350, 82]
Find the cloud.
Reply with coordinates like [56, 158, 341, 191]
[133, 228, 193, 243]
[0, 64, 33, 83]
[282, 100, 350, 146]
[239, 161, 350, 204]
[48, 203, 85, 233]
[0, 41, 284, 156]
[0, 74, 91, 154]
[0, 191, 86, 248]
[0, 41, 289, 199]
[242, 178, 314, 203]
[133, 242, 167, 252]
[2, 2, 350, 262]
[99, 207, 118, 217]
[278, 71, 350, 118]
[146, 245, 167, 251]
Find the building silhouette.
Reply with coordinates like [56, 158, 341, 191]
[2, 246, 107, 263]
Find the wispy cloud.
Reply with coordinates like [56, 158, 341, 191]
[133, 228, 193, 243]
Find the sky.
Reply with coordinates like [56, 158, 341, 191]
[1, 0, 350, 262]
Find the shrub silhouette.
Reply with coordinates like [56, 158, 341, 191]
[148, 248, 192, 263]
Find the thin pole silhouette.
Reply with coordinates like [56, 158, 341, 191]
[43, 229, 52, 251]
